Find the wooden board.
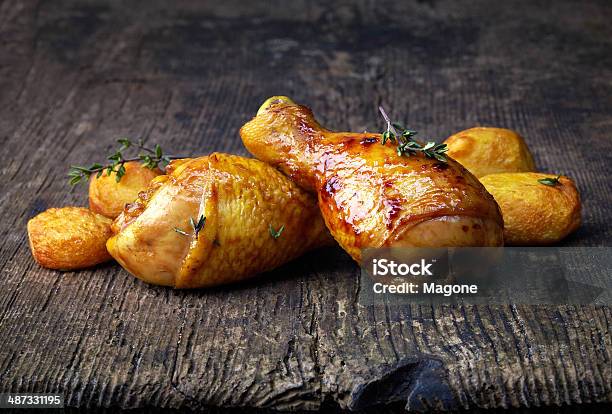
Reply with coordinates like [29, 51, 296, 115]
[0, 0, 611, 411]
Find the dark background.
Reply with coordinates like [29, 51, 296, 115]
[0, 0, 610, 412]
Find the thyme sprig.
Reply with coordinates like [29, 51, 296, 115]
[269, 224, 284, 240]
[538, 174, 562, 187]
[174, 215, 206, 237]
[379, 106, 448, 162]
[68, 138, 183, 186]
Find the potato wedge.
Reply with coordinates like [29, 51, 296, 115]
[89, 161, 161, 218]
[479, 172, 581, 245]
[445, 127, 536, 178]
[27, 207, 113, 270]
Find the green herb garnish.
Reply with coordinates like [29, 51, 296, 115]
[379, 106, 448, 162]
[538, 175, 562, 186]
[269, 224, 284, 240]
[174, 215, 206, 237]
[191, 215, 207, 237]
[68, 138, 182, 185]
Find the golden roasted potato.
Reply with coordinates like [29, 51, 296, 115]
[89, 161, 161, 218]
[27, 207, 113, 270]
[479, 172, 581, 245]
[444, 127, 536, 178]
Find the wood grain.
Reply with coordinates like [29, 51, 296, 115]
[0, 0, 611, 411]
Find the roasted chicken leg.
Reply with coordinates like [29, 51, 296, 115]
[107, 153, 333, 288]
[240, 97, 504, 262]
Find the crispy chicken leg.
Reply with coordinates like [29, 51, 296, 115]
[107, 153, 333, 288]
[240, 97, 504, 262]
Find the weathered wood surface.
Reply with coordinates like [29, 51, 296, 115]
[1, 0, 611, 411]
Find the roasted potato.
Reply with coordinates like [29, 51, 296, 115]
[444, 127, 536, 178]
[27, 207, 113, 270]
[479, 172, 581, 245]
[89, 161, 161, 218]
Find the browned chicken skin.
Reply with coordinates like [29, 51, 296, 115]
[107, 153, 333, 288]
[240, 97, 504, 262]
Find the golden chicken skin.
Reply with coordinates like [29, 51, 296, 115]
[27, 207, 113, 270]
[480, 172, 581, 245]
[107, 153, 333, 288]
[240, 97, 504, 262]
[444, 127, 536, 178]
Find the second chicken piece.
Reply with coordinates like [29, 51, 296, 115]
[107, 153, 333, 288]
[240, 97, 504, 262]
